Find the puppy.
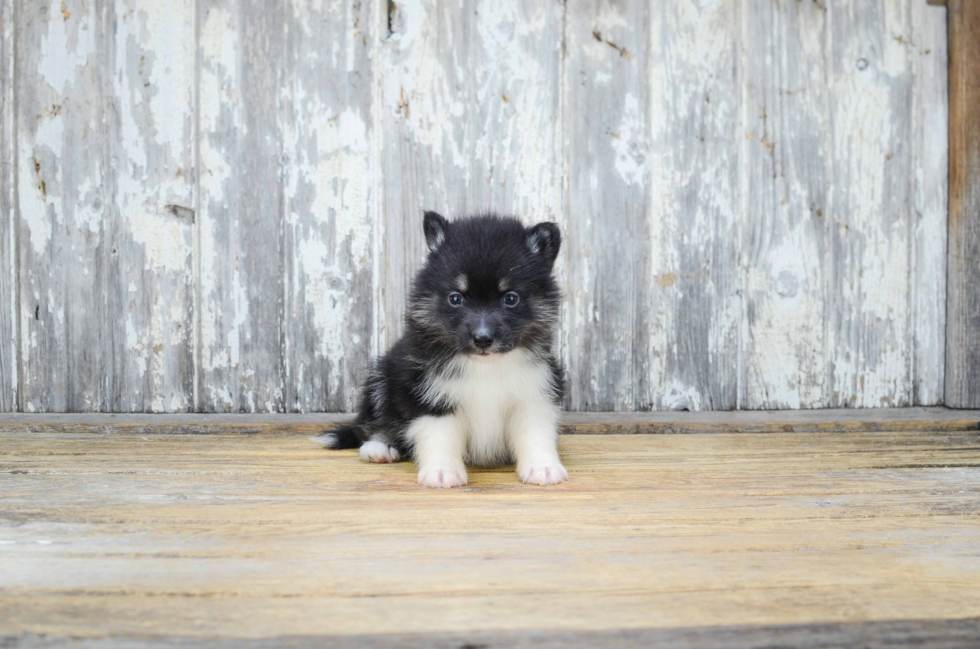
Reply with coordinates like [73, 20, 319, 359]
[312, 211, 567, 488]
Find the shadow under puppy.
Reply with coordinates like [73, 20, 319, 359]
[313, 211, 567, 488]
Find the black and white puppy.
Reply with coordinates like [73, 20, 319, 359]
[313, 211, 567, 488]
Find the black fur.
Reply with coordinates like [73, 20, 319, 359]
[314, 212, 564, 459]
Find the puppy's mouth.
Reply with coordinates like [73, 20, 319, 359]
[468, 346, 508, 359]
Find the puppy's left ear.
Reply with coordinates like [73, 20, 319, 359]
[526, 222, 561, 268]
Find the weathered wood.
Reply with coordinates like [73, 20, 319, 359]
[280, 0, 379, 412]
[562, 0, 651, 410]
[2, 430, 980, 640]
[15, 1, 196, 413]
[911, 1, 949, 406]
[1, 407, 978, 436]
[653, 1, 740, 411]
[741, 0, 832, 409]
[381, 0, 564, 345]
[561, 406, 980, 435]
[946, 0, 980, 408]
[2, 0, 954, 413]
[16, 1, 108, 411]
[0, 0, 14, 411]
[828, 0, 916, 407]
[564, 0, 741, 411]
[742, 0, 939, 409]
[6, 618, 980, 649]
[197, 0, 285, 412]
[103, 0, 196, 412]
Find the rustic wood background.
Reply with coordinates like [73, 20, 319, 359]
[0, 0, 949, 413]
[946, 0, 980, 409]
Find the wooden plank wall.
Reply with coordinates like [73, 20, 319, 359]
[0, 0, 954, 413]
[946, 0, 980, 408]
[0, 0, 14, 411]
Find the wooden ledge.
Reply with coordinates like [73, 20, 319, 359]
[0, 407, 977, 435]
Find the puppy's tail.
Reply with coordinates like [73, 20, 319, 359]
[310, 423, 364, 450]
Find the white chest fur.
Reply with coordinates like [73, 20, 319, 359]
[423, 350, 557, 465]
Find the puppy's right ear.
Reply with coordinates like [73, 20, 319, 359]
[423, 211, 449, 253]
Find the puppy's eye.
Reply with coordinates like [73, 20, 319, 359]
[503, 291, 520, 307]
[448, 292, 463, 307]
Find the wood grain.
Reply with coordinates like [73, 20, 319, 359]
[946, 0, 980, 408]
[911, 0, 948, 406]
[2, 427, 980, 640]
[0, 0, 957, 413]
[16, 0, 109, 411]
[197, 0, 286, 412]
[14, 1, 197, 412]
[6, 618, 980, 649]
[381, 0, 564, 344]
[653, 0, 740, 411]
[829, 0, 916, 408]
[740, 0, 833, 409]
[563, 0, 740, 411]
[563, 0, 651, 410]
[0, 0, 14, 411]
[0, 407, 978, 436]
[742, 0, 948, 410]
[280, 0, 379, 412]
[103, 0, 196, 412]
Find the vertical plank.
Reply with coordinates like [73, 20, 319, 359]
[562, 0, 651, 410]
[0, 0, 14, 411]
[281, 0, 379, 412]
[650, 1, 740, 411]
[741, 0, 940, 410]
[198, 0, 285, 412]
[827, 0, 914, 407]
[565, 0, 740, 411]
[381, 0, 564, 344]
[103, 0, 196, 411]
[17, 0, 107, 411]
[911, 0, 947, 406]
[740, 0, 832, 409]
[946, 0, 980, 408]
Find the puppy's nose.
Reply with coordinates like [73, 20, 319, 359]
[473, 333, 494, 349]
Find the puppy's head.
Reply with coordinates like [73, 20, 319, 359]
[409, 211, 561, 357]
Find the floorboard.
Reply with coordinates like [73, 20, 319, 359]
[1, 423, 979, 646]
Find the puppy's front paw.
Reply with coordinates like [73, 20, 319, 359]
[417, 464, 468, 488]
[359, 440, 401, 463]
[518, 460, 568, 486]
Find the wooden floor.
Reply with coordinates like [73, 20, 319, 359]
[2, 412, 980, 647]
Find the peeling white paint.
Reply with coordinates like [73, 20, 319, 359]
[18, 155, 53, 256]
[38, 6, 95, 94]
[308, 110, 372, 261]
[611, 93, 648, 186]
[10, 0, 949, 413]
[661, 379, 703, 412]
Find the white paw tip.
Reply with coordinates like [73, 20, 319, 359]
[417, 465, 468, 488]
[519, 463, 568, 486]
[359, 440, 401, 463]
[310, 433, 337, 447]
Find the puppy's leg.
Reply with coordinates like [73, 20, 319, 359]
[408, 415, 468, 488]
[358, 435, 402, 463]
[508, 400, 567, 486]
